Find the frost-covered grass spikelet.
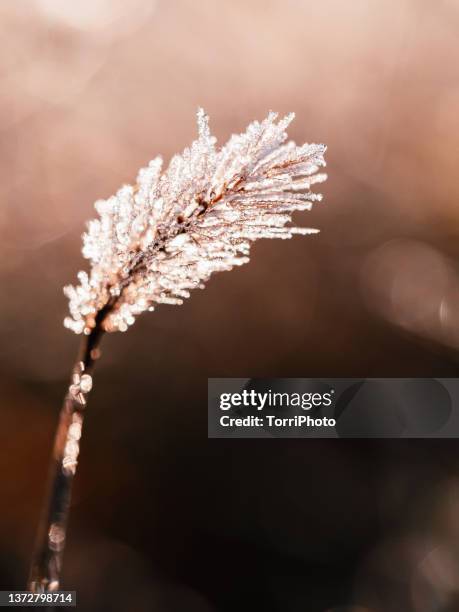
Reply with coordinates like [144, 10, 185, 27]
[64, 110, 327, 334]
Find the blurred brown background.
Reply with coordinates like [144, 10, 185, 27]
[1, 1, 459, 610]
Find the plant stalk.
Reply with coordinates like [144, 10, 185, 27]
[28, 322, 105, 592]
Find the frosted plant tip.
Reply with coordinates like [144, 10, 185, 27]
[64, 110, 327, 334]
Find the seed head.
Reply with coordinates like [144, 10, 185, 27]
[64, 110, 327, 334]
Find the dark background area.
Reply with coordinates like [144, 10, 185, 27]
[1, 1, 459, 610]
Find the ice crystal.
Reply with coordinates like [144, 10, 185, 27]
[64, 110, 327, 334]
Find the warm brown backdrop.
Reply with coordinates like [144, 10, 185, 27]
[1, 1, 459, 610]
